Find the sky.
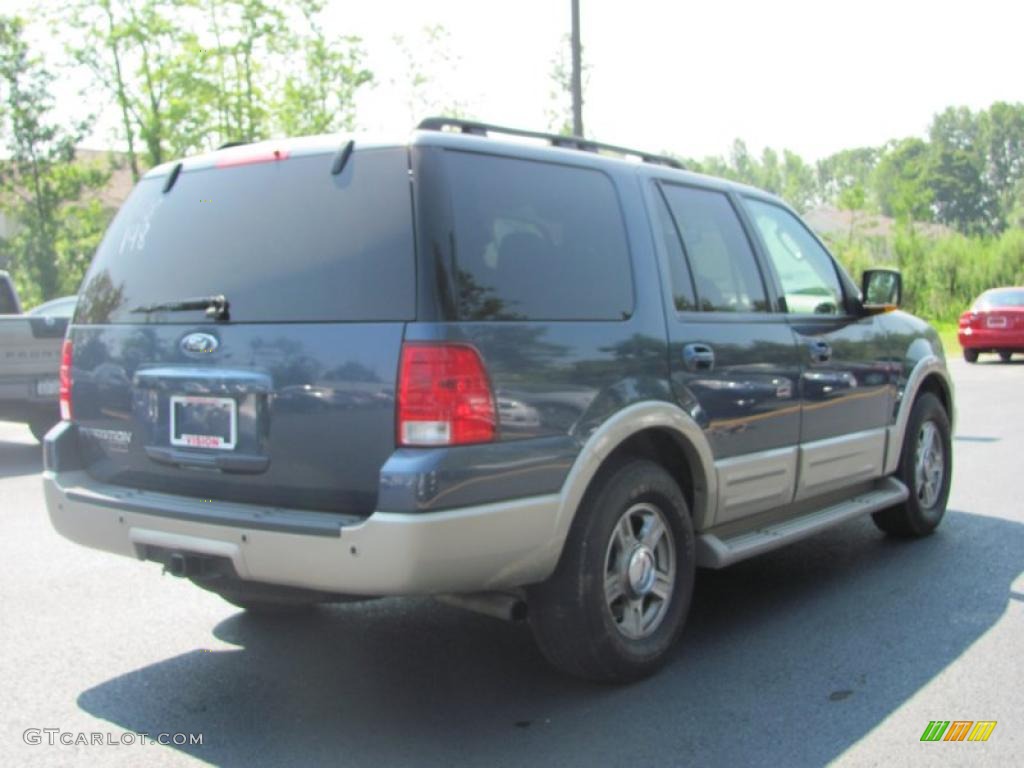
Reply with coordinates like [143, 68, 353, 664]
[15, 0, 1024, 162]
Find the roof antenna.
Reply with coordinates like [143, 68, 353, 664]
[331, 140, 355, 175]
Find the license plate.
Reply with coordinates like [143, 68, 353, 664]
[169, 395, 237, 450]
[986, 316, 1007, 328]
[35, 378, 60, 397]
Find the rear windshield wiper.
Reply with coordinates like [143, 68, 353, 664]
[130, 294, 230, 321]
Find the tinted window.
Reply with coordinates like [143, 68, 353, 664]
[652, 189, 697, 311]
[660, 184, 767, 313]
[77, 149, 414, 323]
[744, 198, 845, 315]
[445, 152, 633, 320]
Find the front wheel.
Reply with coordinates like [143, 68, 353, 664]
[527, 459, 695, 682]
[962, 348, 979, 363]
[872, 392, 952, 537]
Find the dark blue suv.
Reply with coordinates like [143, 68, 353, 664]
[44, 119, 954, 681]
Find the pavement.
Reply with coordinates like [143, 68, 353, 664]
[0, 356, 1020, 767]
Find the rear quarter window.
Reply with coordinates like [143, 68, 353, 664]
[76, 148, 415, 324]
[444, 151, 634, 321]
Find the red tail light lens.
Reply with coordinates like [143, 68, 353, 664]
[59, 339, 73, 421]
[397, 343, 496, 446]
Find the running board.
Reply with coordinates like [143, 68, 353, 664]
[696, 477, 909, 568]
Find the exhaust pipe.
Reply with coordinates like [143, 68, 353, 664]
[437, 591, 528, 622]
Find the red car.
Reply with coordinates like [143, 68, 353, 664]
[958, 287, 1024, 362]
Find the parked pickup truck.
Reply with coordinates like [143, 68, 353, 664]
[0, 271, 75, 441]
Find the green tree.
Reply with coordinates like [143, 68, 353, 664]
[873, 138, 934, 222]
[66, 0, 212, 169]
[979, 102, 1024, 227]
[395, 24, 471, 127]
[816, 147, 879, 208]
[927, 106, 998, 234]
[275, 0, 372, 135]
[0, 16, 110, 304]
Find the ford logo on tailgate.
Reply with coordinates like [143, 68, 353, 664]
[180, 332, 219, 356]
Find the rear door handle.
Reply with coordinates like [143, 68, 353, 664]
[682, 343, 715, 372]
[808, 340, 832, 364]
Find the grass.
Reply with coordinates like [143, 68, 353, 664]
[929, 320, 961, 359]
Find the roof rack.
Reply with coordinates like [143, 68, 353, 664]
[416, 117, 685, 170]
[217, 140, 248, 150]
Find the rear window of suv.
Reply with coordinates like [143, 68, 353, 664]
[444, 151, 634, 321]
[76, 148, 414, 324]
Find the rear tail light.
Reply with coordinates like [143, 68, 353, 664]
[59, 338, 73, 421]
[397, 343, 496, 446]
[959, 311, 982, 329]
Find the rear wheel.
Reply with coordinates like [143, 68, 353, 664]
[962, 348, 979, 363]
[999, 350, 1013, 362]
[872, 392, 952, 537]
[528, 459, 694, 682]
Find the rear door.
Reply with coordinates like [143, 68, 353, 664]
[69, 147, 414, 516]
[740, 197, 893, 501]
[649, 180, 802, 525]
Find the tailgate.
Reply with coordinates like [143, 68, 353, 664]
[70, 323, 404, 515]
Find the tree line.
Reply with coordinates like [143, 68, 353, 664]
[1, 3, 1022, 318]
[688, 102, 1024, 236]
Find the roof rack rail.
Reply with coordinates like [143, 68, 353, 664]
[217, 140, 248, 150]
[416, 117, 685, 170]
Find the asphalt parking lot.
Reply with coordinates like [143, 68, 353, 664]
[1, 356, 1021, 767]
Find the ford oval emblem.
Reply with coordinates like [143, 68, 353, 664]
[181, 332, 219, 356]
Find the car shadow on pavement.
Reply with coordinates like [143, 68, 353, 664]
[0, 438, 42, 480]
[77, 508, 1023, 767]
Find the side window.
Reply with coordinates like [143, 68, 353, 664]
[652, 190, 697, 311]
[445, 152, 634, 321]
[744, 198, 846, 315]
[660, 184, 768, 313]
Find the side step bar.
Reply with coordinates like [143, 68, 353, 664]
[696, 477, 909, 568]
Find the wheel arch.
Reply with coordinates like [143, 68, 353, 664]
[884, 355, 955, 475]
[539, 401, 717, 583]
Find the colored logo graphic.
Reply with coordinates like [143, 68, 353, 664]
[920, 721, 997, 742]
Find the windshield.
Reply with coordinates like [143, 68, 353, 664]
[76, 148, 414, 324]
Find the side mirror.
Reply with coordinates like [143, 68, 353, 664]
[861, 268, 902, 313]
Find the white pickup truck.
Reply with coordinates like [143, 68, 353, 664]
[0, 270, 75, 441]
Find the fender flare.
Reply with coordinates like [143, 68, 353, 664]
[536, 400, 717, 582]
[884, 354, 955, 475]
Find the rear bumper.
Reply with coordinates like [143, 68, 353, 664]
[43, 468, 561, 597]
[958, 328, 1024, 349]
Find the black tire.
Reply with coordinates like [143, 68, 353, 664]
[872, 392, 952, 537]
[962, 348, 979, 363]
[999, 350, 1013, 362]
[29, 418, 57, 443]
[527, 459, 695, 683]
